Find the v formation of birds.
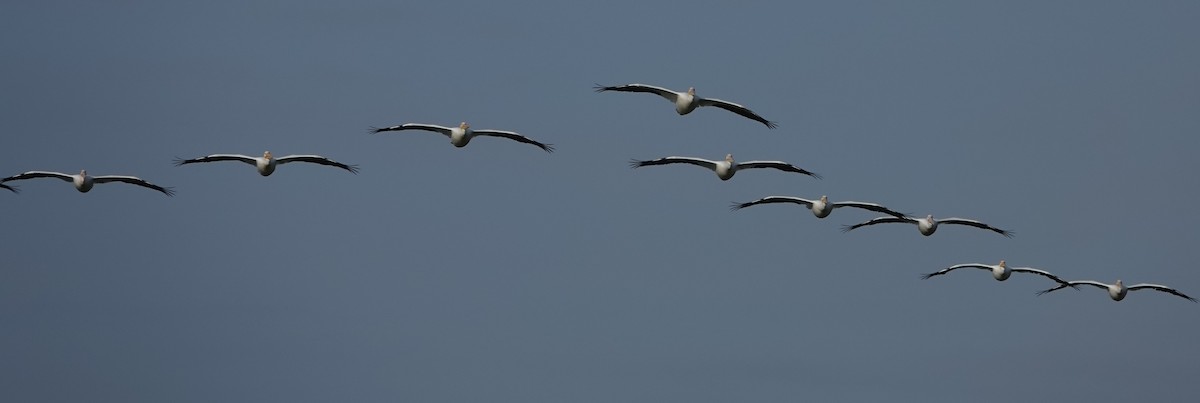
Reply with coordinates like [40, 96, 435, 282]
[3, 83, 1192, 303]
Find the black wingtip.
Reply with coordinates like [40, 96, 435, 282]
[920, 273, 936, 280]
[628, 159, 645, 169]
[729, 202, 748, 211]
[346, 165, 361, 174]
[542, 144, 556, 153]
[765, 121, 779, 129]
[171, 157, 188, 167]
[592, 83, 612, 93]
[840, 225, 856, 233]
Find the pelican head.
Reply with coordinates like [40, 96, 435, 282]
[819, 195, 828, 203]
[459, 122, 470, 130]
[263, 151, 272, 160]
[79, 169, 87, 176]
[998, 260, 1007, 268]
[926, 214, 934, 220]
[1116, 279, 1123, 287]
[724, 153, 734, 163]
[687, 87, 696, 95]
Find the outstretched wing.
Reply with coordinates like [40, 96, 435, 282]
[697, 97, 777, 129]
[841, 216, 915, 233]
[831, 201, 908, 218]
[471, 129, 555, 153]
[1, 171, 75, 183]
[93, 175, 175, 196]
[370, 123, 454, 137]
[1128, 283, 1197, 302]
[629, 156, 717, 170]
[173, 154, 258, 167]
[920, 263, 992, 280]
[730, 196, 814, 211]
[276, 155, 360, 174]
[737, 161, 821, 179]
[938, 218, 1013, 238]
[593, 83, 680, 102]
[1011, 267, 1074, 286]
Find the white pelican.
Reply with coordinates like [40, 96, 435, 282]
[370, 122, 554, 153]
[173, 151, 359, 176]
[1038, 279, 1196, 302]
[730, 195, 906, 218]
[0, 170, 174, 196]
[842, 214, 1012, 237]
[1, 183, 16, 193]
[921, 260, 1073, 285]
[594, 83, 777, 129]
[630, 154, 820, 181]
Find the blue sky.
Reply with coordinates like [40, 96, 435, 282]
[2, 1, 1198, 401]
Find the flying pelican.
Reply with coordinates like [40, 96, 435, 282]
[593, 83, 777, 129]
[0, 170, 174, 196]
[1038, 279, 1196, 302]
[173, 151, 359, 176]
[842, 214, 1012, 237]
[921, 260, 1073, 285]
[630, 154, 819, 181]
[370, 122, 554, 153]
[730, 195, 906, 219]
[1, 183, 16, 193]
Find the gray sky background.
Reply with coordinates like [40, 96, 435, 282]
[3, 1, 1198, 401]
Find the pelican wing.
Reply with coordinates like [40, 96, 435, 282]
[1128, 283, 1197, 302]
[629, 156, 717, 170]
[830, 201, 908, 218]
[841, 216, 915, 233]
[173, 154, 258, 167]
[1011, 267, 1073, 286]
[937, 218, 1013, 238]
[370, 123, 454, 137]
[920, 263, 992, 280]
[1, 183, 18, 193]
[92, 175, 175, 196]
[593, 83, 679, 102]
[0, 171, 75, 183]
[276, 155, 360, 174]
[1038, 280, 1109, 296]
[730, 196, 814, 211]
[471, 129, 555, 153]
[696, 97, 778, 129]
[736, 161, 821, 179]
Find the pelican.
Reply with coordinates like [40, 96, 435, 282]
[1039, 279, 1195, 302]
[1, 183, 16, 193]
[370, 122, 554, 153]
[0, 170, 174, 196]
[921, 260, 1073, 285]
[730, 195, 905, 218]
[842, 214, 1012, 237]
[173, 151, 359, 176]
[593, 83, 777, 129]
[630, 154, 820, 181]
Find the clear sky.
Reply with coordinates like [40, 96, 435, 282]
[2, 1, 1198, 401]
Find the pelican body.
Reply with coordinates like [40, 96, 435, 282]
[0, 169, 174, 196]
[1040, 279, 1196, 302]
[920, 260, 1072, 285]
[594, 83, 778, 129]
[843, 214, 1012, 237]
[730, 195, 906, 219]
[370, 122, 554, 152]
[630, 154, 820, 181]
[173, 151, 360, 176]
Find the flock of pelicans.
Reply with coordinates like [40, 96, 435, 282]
[2, 83, 1193, 303]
